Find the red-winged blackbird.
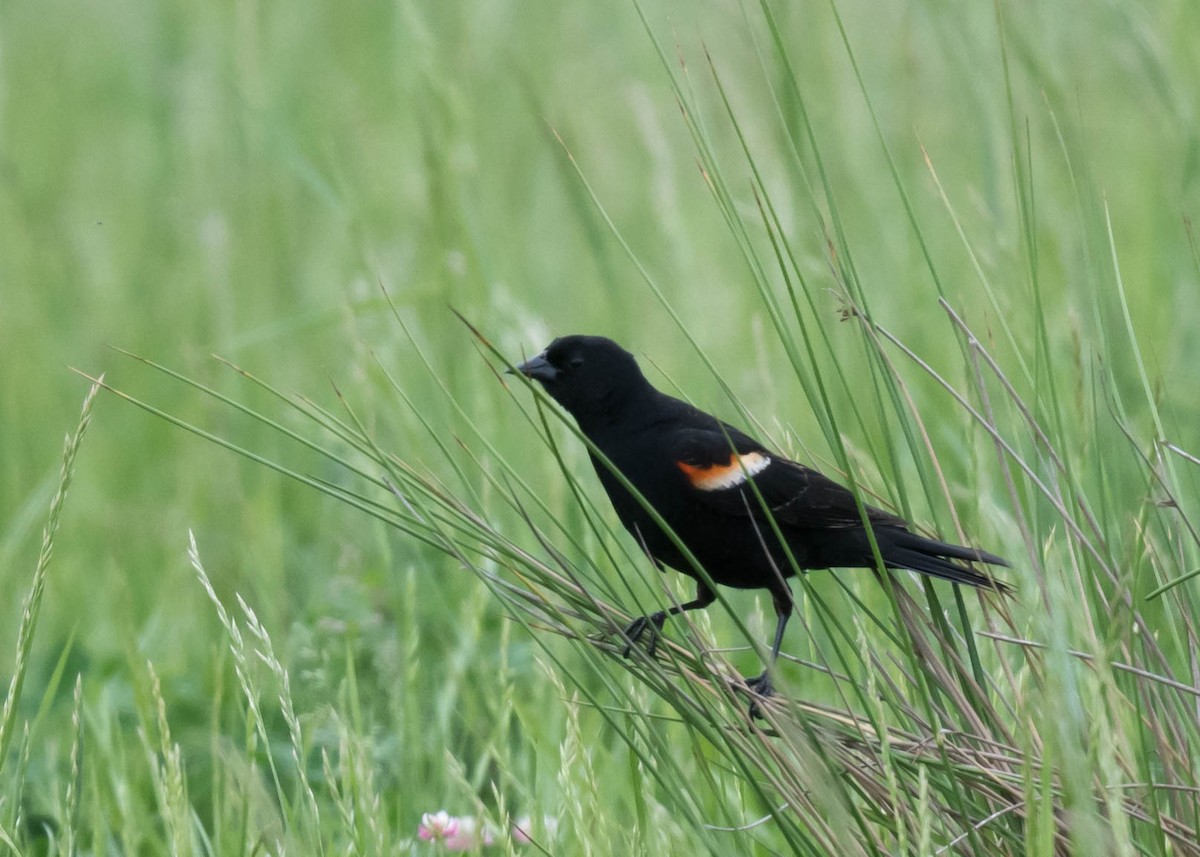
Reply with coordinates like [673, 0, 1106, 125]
[514, 335, 1009, 712]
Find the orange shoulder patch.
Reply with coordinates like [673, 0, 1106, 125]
[676, 451, 770, 491]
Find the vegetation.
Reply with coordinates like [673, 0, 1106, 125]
[3, 0, 1199, 853]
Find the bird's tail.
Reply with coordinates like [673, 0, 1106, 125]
[885, 531, 1011, 592]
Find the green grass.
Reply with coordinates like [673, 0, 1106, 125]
[4, 0, 1200, 853]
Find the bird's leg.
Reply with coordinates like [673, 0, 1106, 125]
[622, 582, 716, 658]
[748, 587, 794, 718]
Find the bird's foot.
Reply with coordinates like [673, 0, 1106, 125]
[745, 670, 775, 720]
[621, 611, 667, 658]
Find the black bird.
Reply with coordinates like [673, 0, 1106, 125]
[513, 335, 1009, 712]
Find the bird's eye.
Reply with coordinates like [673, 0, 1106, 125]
[569, 356, 584, 369]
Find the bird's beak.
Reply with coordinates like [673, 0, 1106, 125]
[508, 352, 558, 382]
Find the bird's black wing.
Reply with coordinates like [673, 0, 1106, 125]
[669, 426, 908, 531]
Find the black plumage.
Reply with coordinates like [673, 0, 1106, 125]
[514, 335, 1009, 712]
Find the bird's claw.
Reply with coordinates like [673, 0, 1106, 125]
[621, 612, 667, 658]
[746, 671, 775, 720]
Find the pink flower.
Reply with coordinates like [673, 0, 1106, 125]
[418, 811, 556, 849]
[418, 814, 488, 851]
[418, 811, 458, 843]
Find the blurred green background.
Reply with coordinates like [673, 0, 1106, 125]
[3, 0, 1199, 851]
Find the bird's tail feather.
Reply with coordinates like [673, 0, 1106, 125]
[890, 531, 1010, 567]
[884, 532, 1011, 592]
[888, 549, 1011, 592]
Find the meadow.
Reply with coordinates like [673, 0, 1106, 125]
[3, 0, 1200, 854]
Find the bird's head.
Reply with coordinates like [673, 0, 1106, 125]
[511, 335, 650, 425]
